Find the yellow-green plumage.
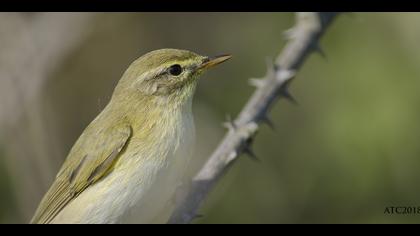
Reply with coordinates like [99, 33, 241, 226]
[30, 49, 231, 224]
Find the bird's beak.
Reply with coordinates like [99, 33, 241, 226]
[199, 54, 232, 70]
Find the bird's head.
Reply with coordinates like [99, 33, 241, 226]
[113, 48, 231, 107]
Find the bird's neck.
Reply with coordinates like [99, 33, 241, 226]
[105, 92, 194, 131]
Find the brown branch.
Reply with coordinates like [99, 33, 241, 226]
[168, 12, 339, 224]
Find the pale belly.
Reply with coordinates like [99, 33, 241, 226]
[51, 115, 195, 224]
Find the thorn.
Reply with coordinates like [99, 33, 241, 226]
[280, 89, 298, 105]
[249, 78, 266, 88]
[261, 115, 275, 130]
[279, 83, 298, 105]
[265, 57, 276, 71]
[243, 137, 260, 162]
[244, 146, 260, 162]
[313, 43, 327, 60]
[223, 115, 236, 131]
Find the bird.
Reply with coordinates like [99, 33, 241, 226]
[30, 48, 231, 224]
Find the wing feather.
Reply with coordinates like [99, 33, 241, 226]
[30, 123, 132, 224]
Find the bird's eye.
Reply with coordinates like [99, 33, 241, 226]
[168, 64, 183, 76]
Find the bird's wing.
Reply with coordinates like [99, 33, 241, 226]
[30, 123, 133, 224]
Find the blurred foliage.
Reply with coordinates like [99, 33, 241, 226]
[2, 13, 420, 223]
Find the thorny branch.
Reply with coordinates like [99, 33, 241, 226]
[168, 12, 339, 224]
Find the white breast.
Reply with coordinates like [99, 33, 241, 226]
[121, 110, 196, 223]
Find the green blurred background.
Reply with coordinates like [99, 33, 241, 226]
[1, 12, 420, 224]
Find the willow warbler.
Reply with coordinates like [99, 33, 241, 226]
[30, 48, 231, 224]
